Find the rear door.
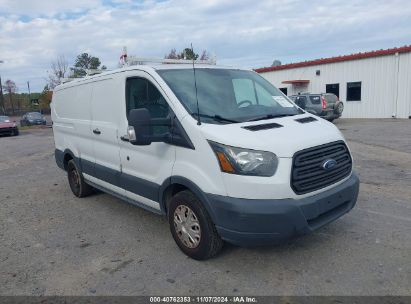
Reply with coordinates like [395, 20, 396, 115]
[89, 77, 123, 194]
[307, 95, 322, 114]
[324, 94, 338, 110]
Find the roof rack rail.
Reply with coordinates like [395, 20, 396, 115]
[125, 56, 216, 66]
[61, 78, 78, 84]
[86, 69, 109, 76]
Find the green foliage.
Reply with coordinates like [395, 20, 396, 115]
[182, 48, 198, 60]
[165, 48, 209, 61]
[71, 53, 101, 77]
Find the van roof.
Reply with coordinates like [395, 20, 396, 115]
[55, 64, 250, 91]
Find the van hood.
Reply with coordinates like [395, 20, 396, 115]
[199, 115, 345, 158]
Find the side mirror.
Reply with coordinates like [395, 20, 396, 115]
[128, 108, 152, 145]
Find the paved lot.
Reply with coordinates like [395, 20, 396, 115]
[0, 119, 410, 296]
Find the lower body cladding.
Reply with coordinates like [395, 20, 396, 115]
[205, 173, 359, 246]
[55, 149, 359, 247]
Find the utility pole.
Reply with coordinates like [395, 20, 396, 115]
[0, 60, 4, 115]
[27, 81, 32, 112]
[0, 76, 5, 115]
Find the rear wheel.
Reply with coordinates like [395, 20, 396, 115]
[67, 160, 93, 197]
[13, 128, 19, 136]
[168, 190, 223, 260]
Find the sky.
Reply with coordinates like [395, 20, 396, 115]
[0, 0, 411, 92]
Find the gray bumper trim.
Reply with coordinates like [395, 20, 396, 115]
[206, 173, 360, 246]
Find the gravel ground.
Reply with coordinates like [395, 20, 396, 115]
[0, 119, 410, 296]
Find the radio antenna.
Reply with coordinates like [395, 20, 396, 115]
[191, 43, 201, 125]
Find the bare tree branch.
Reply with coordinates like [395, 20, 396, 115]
[48, 55, 68, 89]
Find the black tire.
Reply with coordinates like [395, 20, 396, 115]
[67, 159, 93, 198]
[334, 102, 344, 115]
[13, 128, 19, 136]
[168, 190, 223, 260]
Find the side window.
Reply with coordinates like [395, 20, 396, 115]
[126, 78, 171, 135]
[296, 96, 308, 108]
[309, 95, 321, 104]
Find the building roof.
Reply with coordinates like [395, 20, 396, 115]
[255, 45, 411, 73]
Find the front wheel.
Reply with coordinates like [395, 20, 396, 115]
[67, 160, 93, 197]
[168, 190, 223, 260]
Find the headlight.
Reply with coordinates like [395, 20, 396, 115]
[209, 141, 278, 177]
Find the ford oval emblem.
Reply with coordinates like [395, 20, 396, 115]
[322, 159, 337, 170]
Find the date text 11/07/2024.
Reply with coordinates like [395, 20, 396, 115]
[149, 296, 257, 303]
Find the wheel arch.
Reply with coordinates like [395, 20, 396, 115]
[159, 176, 217, 222]
[62, 149, 77, 171]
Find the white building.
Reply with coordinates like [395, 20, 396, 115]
[256, 46, 411, 119]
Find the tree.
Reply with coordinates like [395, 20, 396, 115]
[200, 50, 210, 61]
[182, 48, 198, 60]
[165, 48, 180, 59]
[2, 79, 17, 114]
[0, 76, 5, 114]
[271, 59, 281, 67]
[47, 55, 68, 89]
[71, 53, 101, 77]
[39, 85, 53, 110]
[165, 48, 209, 60]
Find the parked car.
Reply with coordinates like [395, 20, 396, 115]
[289, 93, 344, 121]
[52, 62, 359, 260]
[0, 115, 19, 136]
[20, 112, 47, 126]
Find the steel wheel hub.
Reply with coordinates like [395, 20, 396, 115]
[174, 205, 201, 249]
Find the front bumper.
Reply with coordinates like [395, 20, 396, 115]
[206, 173, 359, 246]
[0, 127, 17, 135]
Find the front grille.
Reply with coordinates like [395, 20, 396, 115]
[291, 141, 352, 194]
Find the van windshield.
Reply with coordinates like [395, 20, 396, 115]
[157, 68, 301, 124]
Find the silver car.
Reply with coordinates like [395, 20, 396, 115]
[289, 93, 344, 122]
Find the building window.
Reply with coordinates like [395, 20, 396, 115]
[279, 87, 288, 95]
[326, 83, 339, 98]
[346, 82, 361, 101]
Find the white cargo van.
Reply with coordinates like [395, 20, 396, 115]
[51, 62, 359, 260]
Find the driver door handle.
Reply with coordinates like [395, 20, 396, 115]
[93, 128, 101, 135]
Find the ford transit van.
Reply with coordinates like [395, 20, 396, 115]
[52, 62, 359, 260]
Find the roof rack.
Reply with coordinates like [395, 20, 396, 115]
[86, 69, 109, 76]
[61, 78, 78, 84]
[125, 56, 216, 66]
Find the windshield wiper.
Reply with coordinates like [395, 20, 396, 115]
[246, 113, 295, 122]
[193, 113, 239, 123]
